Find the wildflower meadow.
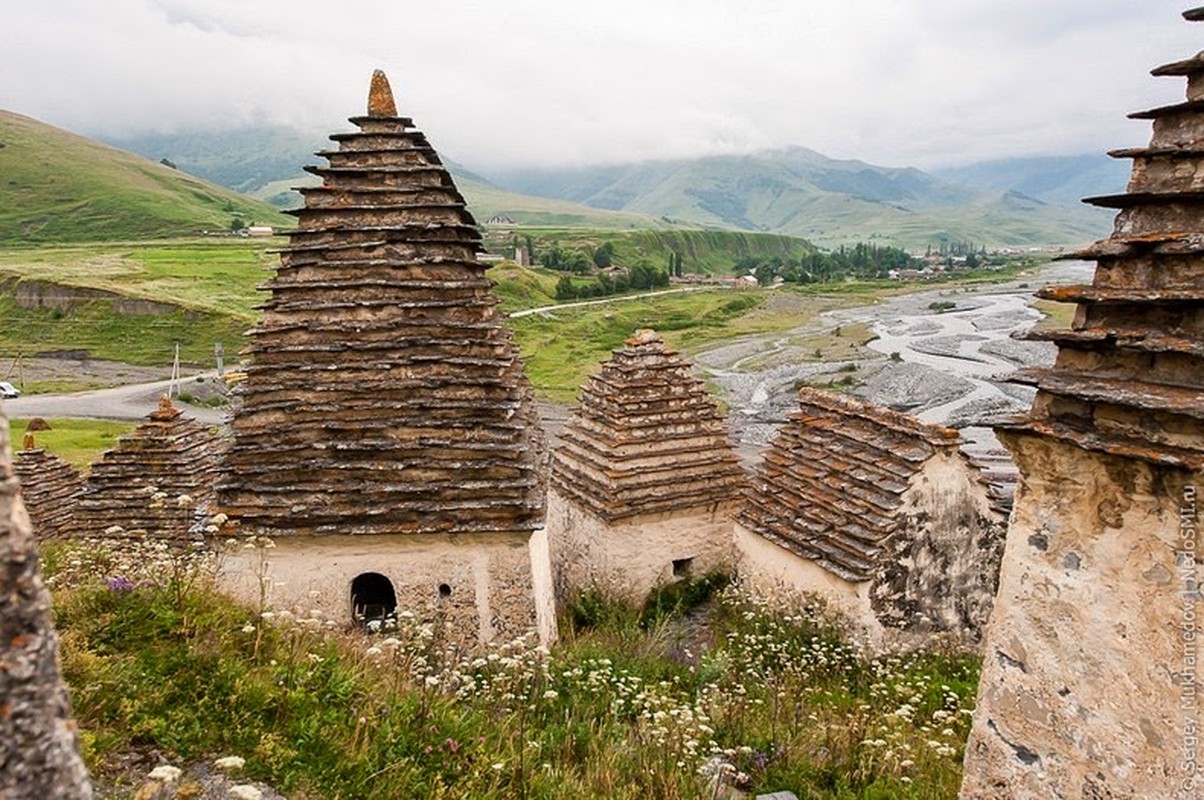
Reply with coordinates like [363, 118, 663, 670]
[44, 537, 979, 798]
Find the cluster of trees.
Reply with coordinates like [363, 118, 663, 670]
[925, 241, 986, 258]
[539, 242, 618, 273]
[554, 259, 670, 300]
[736, 242, 917, 284]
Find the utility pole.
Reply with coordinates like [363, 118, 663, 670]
[169, 343, 181, 398]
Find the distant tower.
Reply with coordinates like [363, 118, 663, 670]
[961, 10, 1204, 797]
[736, 388, 1006, 646]
[216, 72, 553, 646]
[547, 329, 745, 603]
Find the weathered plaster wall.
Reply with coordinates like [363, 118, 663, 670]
[546, 487, 737, 604]
[872, 451, 1006, 640]
[961, 434, 1202, 799]
[528, 527, 558, 645]
[216, 531, 556, 649]
[733, 522, 882, 646]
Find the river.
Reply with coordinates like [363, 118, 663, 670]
[693, 261, 1095, 488]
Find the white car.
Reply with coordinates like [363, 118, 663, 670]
[0, 381, 20, 399]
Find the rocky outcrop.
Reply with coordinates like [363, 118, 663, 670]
[75, 396, 222, 539]
[736, 388, 1005, 642]
[0, 409, 92, 798]
[216, 70, 544, 538]
[547, 329, 744, 601]
[13, 434, 83, 539]
[961, 9, 1204, 798]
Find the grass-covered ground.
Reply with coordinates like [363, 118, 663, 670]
[9, 417, 134, 471]
[46, 539, 978, 799]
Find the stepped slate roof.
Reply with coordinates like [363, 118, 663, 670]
[1013, 32, 1204, 472]
[12, 434, 83, 539]
[217, 71, 545, 536]
[738, 388, 965, 582]
[75, 397, 223, 538]
[550, 329, 744, 521]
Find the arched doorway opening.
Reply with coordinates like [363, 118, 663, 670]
[350, 572, 397, 625]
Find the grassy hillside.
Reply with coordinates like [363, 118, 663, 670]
[0, 111, 291, 244]
[0, 240, 275, 366]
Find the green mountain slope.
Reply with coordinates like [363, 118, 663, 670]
[0, 111, 291, 244]
[486, 147, 1113, 249]
[110, 126, 670, 230]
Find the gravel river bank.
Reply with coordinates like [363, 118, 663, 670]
[693, 261, 1095, 487]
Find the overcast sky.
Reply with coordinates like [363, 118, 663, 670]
[2, 1, 1199, 171]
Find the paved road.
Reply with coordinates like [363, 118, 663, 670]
[508, 285, 717, 318]
[2, 372, 227, 425]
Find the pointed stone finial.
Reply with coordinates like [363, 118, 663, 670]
[150, 394, 180, 421]
[626, 328, 661, 346]
[367, 69, 398, 117]
[22, 433, 35, 450]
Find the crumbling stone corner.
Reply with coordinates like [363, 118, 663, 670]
[0, 413, 92, 797]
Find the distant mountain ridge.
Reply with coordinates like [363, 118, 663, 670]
[482, 146, 1115, 249]
[105, 126, 1118, 249]
[107, 127, 669, 231]
[930, 154, 1130, 207]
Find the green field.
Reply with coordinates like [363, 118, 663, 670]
[10, 417, 134, 471]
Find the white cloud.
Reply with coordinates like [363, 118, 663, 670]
[0, 0, 1197, 170]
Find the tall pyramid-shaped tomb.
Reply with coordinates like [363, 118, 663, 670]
[216, 72, 552, 646]
[547, 329, 745, 602]
[962, 10, 1204, 798]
